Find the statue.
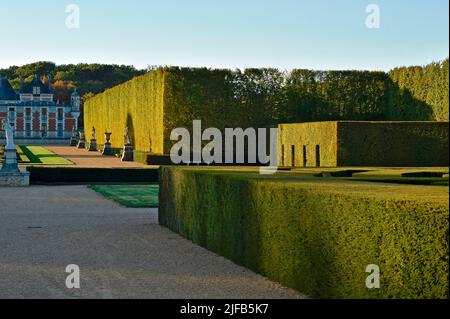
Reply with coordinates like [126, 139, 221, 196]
[77, 131, 86, 148]
[122, 125, 134, 161]
[124, 125, 131, 145]
[70, 125, 78, 146]
[2, 120, 15, 150]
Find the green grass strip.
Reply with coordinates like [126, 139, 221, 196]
[89, 185, 159, 208]
[15, 145, 30, 163]
[19, 146, 73, 165]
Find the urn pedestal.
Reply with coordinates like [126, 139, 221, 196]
[70, 133, 78, 146]
[102, 132, 113, 156]
[77, 132, 86, 149]
[88, 139, 97, 152]
[70, 138, 78, 146]
[1, 148, 19, 172]
[0, 148, 30, 187]
[121, 143, 134, 161]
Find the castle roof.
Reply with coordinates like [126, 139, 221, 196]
[21, 75, 52, 94]
[0, 76, 18, 100]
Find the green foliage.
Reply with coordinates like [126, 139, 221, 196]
[159, 167, 449, 299]
[283, 70, 390, 122]
[279, 121, 449, 167]
[84, 70, 166, 154]
[84, 60, 449, 156]
[338, 121, 449, 167]
[388, 58, 449, 121]
[0, 61, 144, 104]
[16, 61, 57, 78]
[279, 122, 339, 167]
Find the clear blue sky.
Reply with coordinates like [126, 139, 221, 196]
[0, 0, 448, 71]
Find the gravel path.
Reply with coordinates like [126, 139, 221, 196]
[0, 185, 304, 299]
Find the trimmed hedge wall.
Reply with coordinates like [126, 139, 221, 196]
[278, 121, 449, 167]
[27, 167, 159, 184]
[159, 167, 449, 299]
[84, 69, 166, 154]
[84, 61, 449, 158]
[338, 121, 449, 167]
[278, 122, 338, 167]
[133, 151, 173, 165]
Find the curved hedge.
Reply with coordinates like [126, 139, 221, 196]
[159, 167, 449, 299]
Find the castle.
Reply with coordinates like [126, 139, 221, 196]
[0, 75, 80, 144]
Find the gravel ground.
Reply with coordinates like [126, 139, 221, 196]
[0, 185, 304, 299]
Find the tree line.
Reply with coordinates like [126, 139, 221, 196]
[0, 61, 145, 105]
[388, 58, 449, 121]
[2, 59, 448, 128]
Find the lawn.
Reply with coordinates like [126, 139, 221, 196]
[19, 146, 73, 165]
[89, 185, 159, 208]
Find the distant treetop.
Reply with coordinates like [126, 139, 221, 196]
[0, 61, 145, 104]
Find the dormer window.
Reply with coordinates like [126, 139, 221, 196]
[33, 86, 41, 95]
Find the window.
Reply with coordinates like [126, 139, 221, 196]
[316, 145, 321, 167]
[41, 108, 48, 121]
[57, 108, 64, 121]
[25, 123, 31, 137]
[281, 145, 285, 166]
[25, 108, 32, 121]
[41, 123, 47, 137]
[33, 87, 41, 95]
[57, 123, 63, 137]
[8, 107, 15, 121]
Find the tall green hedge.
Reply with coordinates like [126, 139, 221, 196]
[282, 70, 391, 122]
[338, 121, 449, 167]
[84, 60, 449, 156]
[279, 122, 339, 167]
[389, 58, 449, 121]
[159, 167, 449, 299]
[84, 69, 166, 154]
[278, 121, 449, 168]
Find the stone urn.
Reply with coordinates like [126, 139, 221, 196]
[88, 127, 97, 152]
[102, 132, 113, 156]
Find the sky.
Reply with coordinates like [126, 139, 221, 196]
[0, 0, 448, 71]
